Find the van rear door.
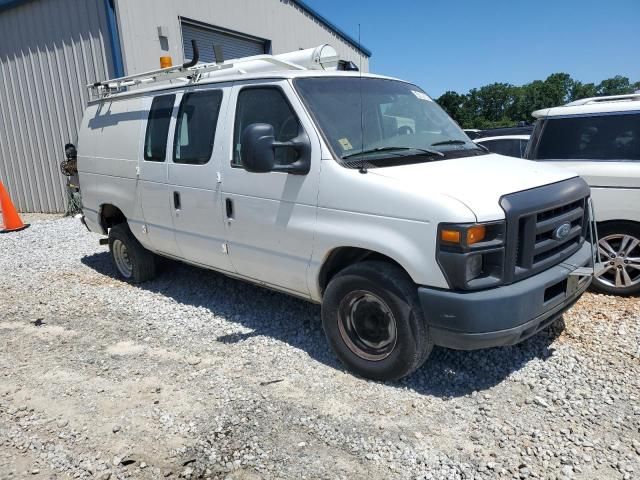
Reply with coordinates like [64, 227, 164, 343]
[138, 94, 181, 257]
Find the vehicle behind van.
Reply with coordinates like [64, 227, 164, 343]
[527, 94, 640, 295]
[77, 45, 594, 380]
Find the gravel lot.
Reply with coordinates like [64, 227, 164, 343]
[1, 215, 639, 480]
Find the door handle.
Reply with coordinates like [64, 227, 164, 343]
[173, 191, 181, 210]
[225, 198, 234, 221]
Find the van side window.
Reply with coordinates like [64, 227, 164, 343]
[173, 90, 223, 165]
[143, 94, 175, 161]
[232, 87, 302, 167]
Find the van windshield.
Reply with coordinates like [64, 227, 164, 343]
[294, 77, 482, 167]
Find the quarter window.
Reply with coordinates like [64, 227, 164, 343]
[173, 90, 223, 165]
[144, 95, 175, 161]
[232, 87, 302, 167]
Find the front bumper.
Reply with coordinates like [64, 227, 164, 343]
[419, 241, 592, 350]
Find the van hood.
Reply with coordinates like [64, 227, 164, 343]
[368, 154, 577, 221]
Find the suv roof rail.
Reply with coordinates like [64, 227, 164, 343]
[87, 43, 339, 99]
[564, 93, 640, 107]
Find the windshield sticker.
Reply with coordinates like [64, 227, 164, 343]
[338, 137, 354, 151]
[411, 90, 433, 101]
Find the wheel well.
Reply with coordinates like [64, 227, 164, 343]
[318, 247, 408, 294]
[99, 204, 126, 233]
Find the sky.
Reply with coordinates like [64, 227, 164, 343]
[303, 0, 640, 97]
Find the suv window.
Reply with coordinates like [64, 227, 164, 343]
[144, 95, 175, 161]
[535, 113, 640, 161]
[173, 90, 223, 165]
[233, 87, 302, 167]
[480, 138, 523, 158]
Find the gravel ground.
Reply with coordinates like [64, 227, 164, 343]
[1, 216, 639, 480]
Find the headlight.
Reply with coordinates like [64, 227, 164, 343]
[437, 222, 505, 290]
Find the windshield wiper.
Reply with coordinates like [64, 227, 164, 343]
[430, 139, 468, 147]
[342, 146, 444, 160]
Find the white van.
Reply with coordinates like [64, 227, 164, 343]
[77, 45, 594, 380]
[528, 94, 640, 296]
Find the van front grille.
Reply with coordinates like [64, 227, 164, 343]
[500, 178, 590, 284]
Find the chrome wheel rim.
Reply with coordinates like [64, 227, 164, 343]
[597, 233, 640, 288]
[112, 239, 133, 279]
[337, 291, 397, 361]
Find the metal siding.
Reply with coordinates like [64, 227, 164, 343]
[181, 22, 265, 63]
[0, 0, 114, 212]
[115, 0, 369, 77]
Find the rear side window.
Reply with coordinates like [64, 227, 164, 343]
[481, 138, 522, 158]
[232, 87, 302, 167]
[535, 113, 640, 161]
[173, 90, 223, 165]
[144, 95, 175, 161]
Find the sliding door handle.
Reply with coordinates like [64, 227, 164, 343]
[173, 191, 181, 210]
[225, 198, 234, 221]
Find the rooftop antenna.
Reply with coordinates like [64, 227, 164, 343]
[358, 23, 367, 174]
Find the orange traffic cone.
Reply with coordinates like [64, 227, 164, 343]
[0, 181, 29, 233]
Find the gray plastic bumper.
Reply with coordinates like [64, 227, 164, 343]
[419, 241, 593, 350]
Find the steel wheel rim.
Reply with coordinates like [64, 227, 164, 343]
[597, 233, 640, 288]
[112, 239, 133, 279]
[337, 290, 397, 361]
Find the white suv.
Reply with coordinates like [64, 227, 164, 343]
[528, 94, 640, 295]
[76, 45, 594, 380]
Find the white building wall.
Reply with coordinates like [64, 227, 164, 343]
[114, 0, 369, 75]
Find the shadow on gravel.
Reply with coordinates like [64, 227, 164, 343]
[82, 252, 565, 398]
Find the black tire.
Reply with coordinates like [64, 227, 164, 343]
[108, 223, 157, 283]
[591, 221, 640, 296]
[321, 261, 433, 381]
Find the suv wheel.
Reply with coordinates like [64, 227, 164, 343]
[592, 221, 640, 296]
[321, 261, 432, 381]
[108, 223, 157, 283]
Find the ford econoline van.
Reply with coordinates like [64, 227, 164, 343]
[77, 45, 594, 380]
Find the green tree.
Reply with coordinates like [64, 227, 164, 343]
[436, 73, 638, 129]
[597, 75, 631, 95]
[570, 81, 598, 101]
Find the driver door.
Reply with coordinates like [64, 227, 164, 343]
[220, 80, 321, 296]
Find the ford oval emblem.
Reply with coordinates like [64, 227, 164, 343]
[553, 222, 571, 240]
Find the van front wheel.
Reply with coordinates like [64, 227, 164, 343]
[108, 223, 157, 283]
[321, 261, 432, 381]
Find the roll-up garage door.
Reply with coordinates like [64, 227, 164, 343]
[182, 21, 267, 63]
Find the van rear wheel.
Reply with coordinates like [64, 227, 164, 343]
[108, 223, 157, 283]
[321, 261, 432, 381]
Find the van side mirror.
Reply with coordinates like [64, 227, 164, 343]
[240, 123, 311, 175]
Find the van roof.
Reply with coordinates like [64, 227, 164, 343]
[87, 44, 404, 104]
[89, 70, 401, 104]
[532, 93, 640, 118]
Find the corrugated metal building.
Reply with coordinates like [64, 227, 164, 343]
[0, 0, 371, 213]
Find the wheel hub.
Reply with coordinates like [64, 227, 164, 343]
[112, 239, 133, 278]
[337, 291, 397, 361]
[597, 233, 640, 289]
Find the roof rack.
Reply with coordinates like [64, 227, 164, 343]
[564, 93, 640, 107]
[87, 42, 340, 99]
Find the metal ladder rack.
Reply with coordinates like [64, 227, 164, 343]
[86, 40, 313, 99]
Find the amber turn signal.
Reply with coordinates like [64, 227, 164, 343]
[441, 229, 461, 244]
[160, 56, 173, 68]
[466, 225, 486, 245]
